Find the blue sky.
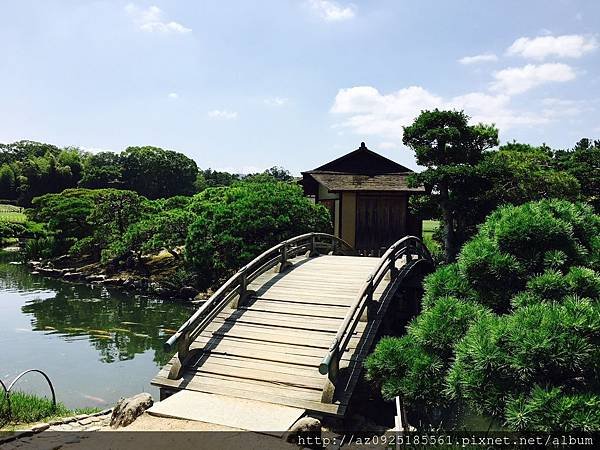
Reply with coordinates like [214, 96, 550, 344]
[1, 0, 598, 173]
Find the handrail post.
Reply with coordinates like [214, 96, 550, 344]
[309, 233, 319, 257]
[321, 348, 339, 403]
[231, 269, 254, 308]
[279, 242, 292, 272]
[168, 332, 191, 380]
[360, 278, 375, 322]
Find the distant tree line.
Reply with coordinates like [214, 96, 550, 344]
[0, 140, 292, 205]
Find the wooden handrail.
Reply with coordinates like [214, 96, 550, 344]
[319, 235, 432, 402]
[164, 232, 354, 379]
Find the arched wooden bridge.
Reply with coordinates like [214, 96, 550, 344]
[152, 233, 432, 425]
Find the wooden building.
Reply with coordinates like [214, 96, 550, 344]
[301, 142, 424, 253]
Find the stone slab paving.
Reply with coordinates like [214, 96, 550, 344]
[0, 409, 112, 449]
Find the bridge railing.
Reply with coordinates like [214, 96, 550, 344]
[318, 235, 432, 403]
[164, 232, 355, 380]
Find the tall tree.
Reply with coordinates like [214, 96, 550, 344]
[555, 138, 600, 211]
[121, 146, 198, 199]
[403, 110, 499, 262]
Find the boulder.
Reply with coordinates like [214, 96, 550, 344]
[110, 393, 153, 428]
[285, 416, 321, 446]
[179, 286, 199, 299]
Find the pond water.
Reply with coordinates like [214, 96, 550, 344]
[0, 252, 195, 409]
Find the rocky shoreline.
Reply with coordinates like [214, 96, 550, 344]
[25, 257, 208, 302]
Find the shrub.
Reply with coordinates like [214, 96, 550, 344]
[421, 264, 475, 309]
[505, 386, 600, 432]
[446, 298, 600, 422]
[186, 181, 331, 288]
[367, 199, 600, 431]
[366, 297, 491, 423]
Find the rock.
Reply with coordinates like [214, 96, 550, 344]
[179, 286, 199, 299]
[63, 272, 83, 281]
[86, 274, 106, 282]
[31, 423, 50, 433]
[110, 393, 153, 428]
[38, 268, 62, 277]
[103, 277, 124, 286]
[286, 416, 321, 446]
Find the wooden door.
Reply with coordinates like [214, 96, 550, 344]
[355, 194, 406, 251]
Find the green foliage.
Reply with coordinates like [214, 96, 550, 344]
[447, 298, 600, 421]
[121, 146, 198, 199]
[366, 297, 491, 424]
[103, 208, 192, 263]
[186, 181, 331, 288]
[23, 236, 60, 260]
[0, 164, 17, 200]
[555, 138, 600, 211]
[88, 190, 153, 258]
[0, 220, 27, 242]
[29, 189, 101, 241]
[505, 386, 600, 432]
[403, 109, 499, 262]
[0, 391, 99, 426]
[402, 119, 585, 262]
[421, 263, 475, 309]
[79, 151, 123, 189]
[368, 199, 600, 431]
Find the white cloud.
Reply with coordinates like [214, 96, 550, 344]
[507, 34, 598, 60]
[264, 97, 289, 107]
[168, 92, 179, 100]
[330, 85, 554, 143]
[490, 63, 576, 95]
[458, 53, 498, 65]
[208, 109, 238, 120]
[307, 0, 356, 22]
[331, 86, 442, 139]
[541, 97, 593, 118]
[125, 4, 191, 34]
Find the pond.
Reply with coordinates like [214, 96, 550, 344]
[0, 252, 195, 409]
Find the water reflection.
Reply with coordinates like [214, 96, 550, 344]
[21, 284, 192, 366]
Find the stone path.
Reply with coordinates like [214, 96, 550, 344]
[0, 409, 112, 449]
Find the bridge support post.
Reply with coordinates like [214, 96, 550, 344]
[321, 351, 339, 404]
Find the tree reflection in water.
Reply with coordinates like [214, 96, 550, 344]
[2, 257, 194, 367]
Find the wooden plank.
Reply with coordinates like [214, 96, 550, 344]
[152, 376, 345, 416]
[243, 300, 349, 319]
[187, 336, 357, 364]
[203, 320, 340, 340]
[203, 321, 366, 346]
[218, 309, 345, 327]
[160, 370, 322, 400]
[193, 353, 322, 377]
[189, 362, 324, 389]
[213, 313, 344, 333]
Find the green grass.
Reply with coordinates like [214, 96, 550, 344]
[0, 205, 26, 223]
[0, 391, 100, 428]
[422, 219, 439, 239]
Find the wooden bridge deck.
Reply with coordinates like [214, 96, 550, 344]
[152, 254, 402, 417]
